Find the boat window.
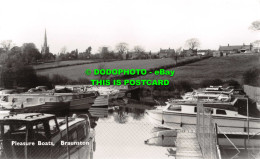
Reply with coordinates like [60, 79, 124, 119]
[12, 98, 18, 102]
[1, 96, 8, 102]
[32, 122, 47, 139]
[26, 98, 33, 103]
[49, 119, 59, 135]
[168, 105, 181, 111]
[77, 125, 86, 141]
[69, 129, 78, 142]
[216, 109, 227, 115]
[2, 124, 27, 139]
[58, 96, 63, 102]
[204, 108, 214, 114]
[198, 97, 208, 99]
[39, 98, 44, 103]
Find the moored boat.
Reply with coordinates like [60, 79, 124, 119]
[146, 103, 260, 133]
[56, 92, 99, 110]
[0, 94, 69, 115]
[0, 112, 95, 159]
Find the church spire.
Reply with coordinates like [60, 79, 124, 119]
[44, 29, 47, 47]
[41, 29, 49, 54]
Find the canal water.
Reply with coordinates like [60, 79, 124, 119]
[71, 88, 175, 159]
[71, 87, 258, 159]
[94, 114, 172, 159]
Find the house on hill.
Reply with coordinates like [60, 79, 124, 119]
[182, 49, 197, 56]
[219, 44, 253, 54]
[158, 48, 175, 58]
[126, 51, 149, 59]
[197, 50, 211, 56]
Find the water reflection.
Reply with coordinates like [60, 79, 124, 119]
[144, 128, 177, 147]
[69, 87, 178, 159]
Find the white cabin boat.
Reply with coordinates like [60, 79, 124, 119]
[181, 91, 231, 102]
[146, 104, 260, 133]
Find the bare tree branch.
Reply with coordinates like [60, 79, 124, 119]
[0, 40, 13, 52]
[185, 38, 200, 50]
[249, 20, 260, 31]
[115, 42, 129, 54]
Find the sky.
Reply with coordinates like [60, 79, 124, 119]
[0, 0, 259, 54]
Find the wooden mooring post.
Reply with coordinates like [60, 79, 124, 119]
[66, 116, 70, 159]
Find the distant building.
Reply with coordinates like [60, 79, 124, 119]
[253, 47, 260, 53]
[41, 29, 50, 54]
[126, 51, 139, 59]
[182, 49, 197, 56]
[219, 43, 253, 54]
[197, 50, 211, 56]
[213, 51, 222, 57]
[158, 48, 175, 58]
[126, 51, 149, 59]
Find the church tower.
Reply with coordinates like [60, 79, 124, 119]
[41, 29, 50, 54]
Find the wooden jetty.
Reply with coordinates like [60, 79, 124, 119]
[89, 95, 109, 118]
[175, 132, 203, 159]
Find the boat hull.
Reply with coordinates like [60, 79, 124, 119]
[69, 97, 95, 110]
[146, 110, 260, 133]
[6, 102, 70, 115]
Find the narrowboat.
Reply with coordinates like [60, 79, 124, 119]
[0, 94, 69, 115]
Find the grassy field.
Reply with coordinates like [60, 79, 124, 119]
[36, 54, 260, 84]
[133, 54, 260, 84]
[36, 57, 199, 80]
[33, 60, 94, 70]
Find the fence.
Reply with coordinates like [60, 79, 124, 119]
[196, 102, 221, 159]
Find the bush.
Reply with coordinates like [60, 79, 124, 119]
[36, 75, 53, 89]
[76, 77, 91, 84]
[243, 67, 260, 87]
[1, 65, 38, 89]
[175, 80, 193, 93]
[51, 74, 71, 85]
[200, 79, 223, 88]
[223, 79, 241, 89]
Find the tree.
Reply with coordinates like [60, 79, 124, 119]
[185, 38, 200, 50]
[87, 46, 92, 54]
[243, 67, 260, 87]
[133, 45, 145, 53]
[252, 40, 260, 47]
[60, 46, 67, 54]
[22, 43, 42, 64]
[133, 46, 146, 59]
[0, 40, 13, 52]
[249, 20, 260, 31]
[86, 46, 92, 58]
[172, 47, 182, 64]
[115, 42, 129, 54]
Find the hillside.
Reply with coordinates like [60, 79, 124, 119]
[133, 54, 260, 84]
[36, 54, 260, 84]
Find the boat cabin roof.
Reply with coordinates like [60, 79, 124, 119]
[0, 113, 55, 123]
